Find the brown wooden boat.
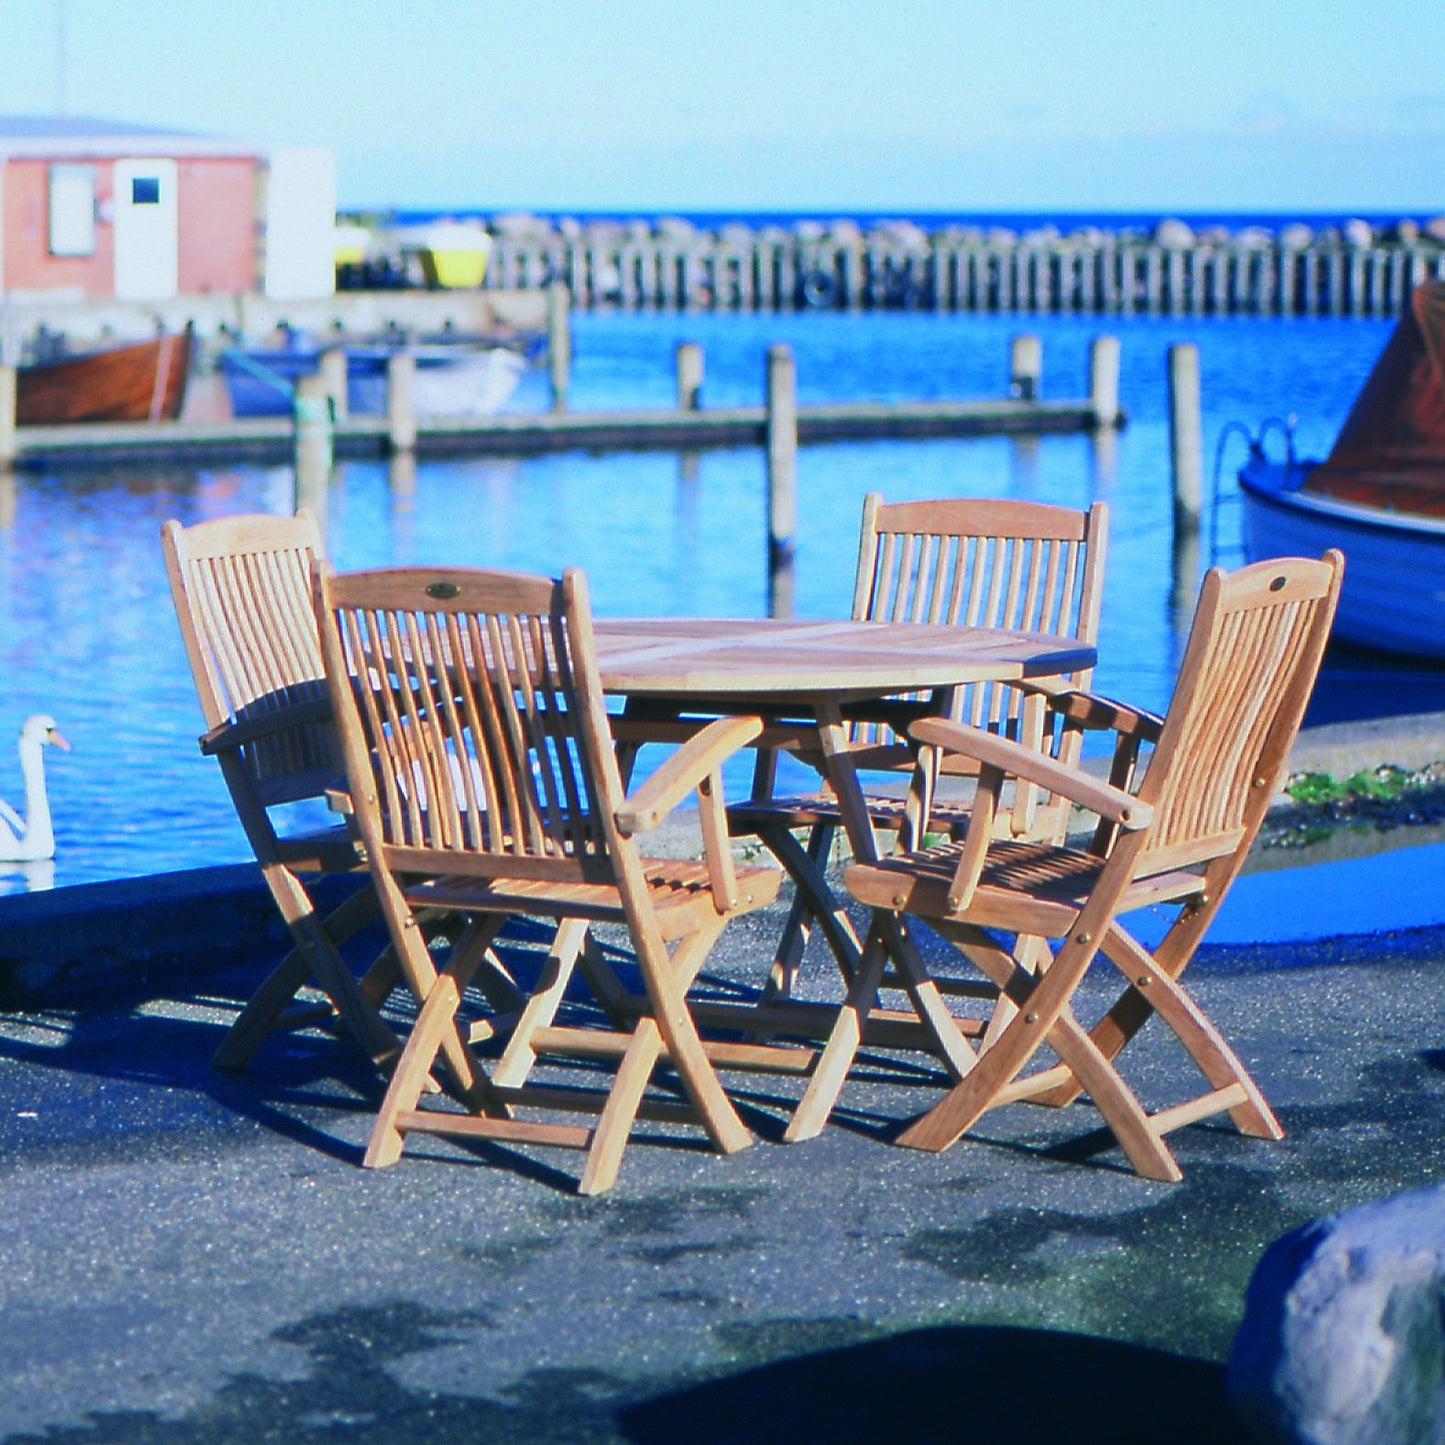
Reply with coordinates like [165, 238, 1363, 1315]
[15, 330, 192, 425]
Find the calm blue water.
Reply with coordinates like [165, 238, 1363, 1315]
[3, 307, 1437, 911]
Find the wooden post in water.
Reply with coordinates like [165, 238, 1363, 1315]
[1009, 334, 1042, 400]
[1168, 343, 1203, 531]
[765, 343, 797, 617]
[319, 347, 348, 422]
[676, 341, 704, 410]
[293, 372, 333, 516]
[547, 282, 571, 410]
[386, 352, 417, 453]
[1089, 336, 1121, 428]
[0, 366, 15, 470]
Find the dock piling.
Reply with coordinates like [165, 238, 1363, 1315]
[386, 353, 417, 453]
[0, 366, 15, 470]
[1089, 336, 1121, 428]
[293, 372, 333, 515]
[1168, 343, 1204, 531]
[1009, 335, 1042, 400]
[319, 347, 348, 423]
[547, 283, 572, 410]
[765, 344, 798, 613]
[676, 342, 704, 410]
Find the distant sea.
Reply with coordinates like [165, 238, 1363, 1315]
[380, 207, 1431, 232]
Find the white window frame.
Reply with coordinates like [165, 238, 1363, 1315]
[49, 163, 96, 257]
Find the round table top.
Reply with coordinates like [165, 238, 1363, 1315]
[592, 616, 1094, 699]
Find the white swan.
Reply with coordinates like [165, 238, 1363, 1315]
[0, 715, 70, 862]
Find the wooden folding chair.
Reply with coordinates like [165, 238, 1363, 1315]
[728, 494, 1107, 994]
[813, 552, 1343, 1180]
[162, 512, 401, 1070]
[314, 562, 783, 1195]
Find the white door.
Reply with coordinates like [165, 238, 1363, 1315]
[112, 158, 178, 299]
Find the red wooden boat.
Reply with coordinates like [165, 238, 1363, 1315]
[15, 330, 192, 425]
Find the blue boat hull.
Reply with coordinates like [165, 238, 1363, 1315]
[1239, 458, 1445, 658]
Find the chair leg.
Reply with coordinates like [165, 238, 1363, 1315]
[756, 822, 862, 999]
[1044, 1008, 1184, 1182]
[492, 917, 590, 1089]
[213, 880, 398, 1071]
[1096, 925, 1283, 1140]
[579, 1017, 665, 1196]
[574, 927, 635, 1028]
[896, 925, 1099, 1153]
[364, 921, 508, 1168]
[785, 921, 893, 1142]
[634, 922, 753, 1158]
[881, 916, 980, 1083]
[1032, 919, 1282, 1141]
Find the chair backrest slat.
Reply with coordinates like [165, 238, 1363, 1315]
[162, 512, 336, 804]
[1134, 554, 1343, 872]
[851, 495, 1108, 749]
[318, 565, 617, 881]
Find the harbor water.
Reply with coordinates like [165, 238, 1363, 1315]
[4, 306, 1441, 905]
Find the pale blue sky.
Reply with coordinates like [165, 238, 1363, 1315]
[2, 0, 1441, 214]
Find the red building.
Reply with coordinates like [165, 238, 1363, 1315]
[0, 116, 334, 301]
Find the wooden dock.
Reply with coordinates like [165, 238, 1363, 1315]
[6, 394, 1115, 469]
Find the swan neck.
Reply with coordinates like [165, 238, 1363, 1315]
[20, 735, 53, 854]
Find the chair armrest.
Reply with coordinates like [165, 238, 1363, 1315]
[909, 717, 1152, 831]
[199, 696, 334, 756]
[615, 715, 764, 834]
[1043, 690, 1164, 743]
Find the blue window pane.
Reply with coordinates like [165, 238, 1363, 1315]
[132, 176, 160, 204]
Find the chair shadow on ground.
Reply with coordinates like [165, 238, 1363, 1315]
[0, 916, 796, 1192]
[621, 1324, 1248, 1445]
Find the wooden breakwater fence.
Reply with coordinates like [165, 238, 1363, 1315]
[476, 230, 1445, 319]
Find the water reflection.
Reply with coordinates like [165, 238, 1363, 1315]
[768, 548, 795, 619]
[1007, 434, 1040, 497]
[0, 858, 55, 893]
[1088, 425, 1118, 496]
[1170, 523, 1202, 657]
[294, 455, 331, 522]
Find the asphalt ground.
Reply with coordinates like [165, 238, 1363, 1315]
[3, 872, 1445, 1445]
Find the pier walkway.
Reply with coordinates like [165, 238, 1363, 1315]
[5, 394, 1112, 468]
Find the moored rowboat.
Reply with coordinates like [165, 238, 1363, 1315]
[15, 331, 192, 425]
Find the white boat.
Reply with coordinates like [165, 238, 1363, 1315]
[345, 344, 525, 417]
[221, 341, 526, 419]
[1239, 279, 1445, 658]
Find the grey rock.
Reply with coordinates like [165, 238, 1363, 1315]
[1342, 217, 1376, 249]
[1227, 1183, 1445, 1444]
[1155, 217, 1196, 249]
